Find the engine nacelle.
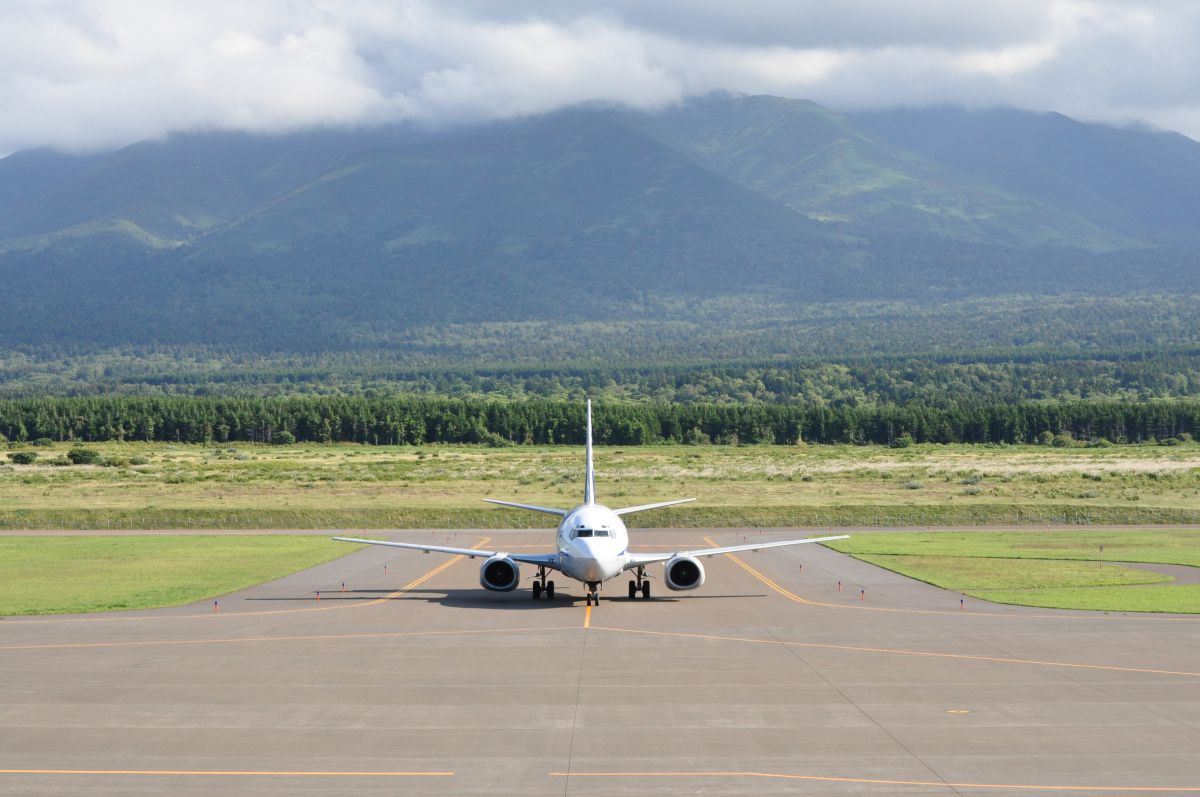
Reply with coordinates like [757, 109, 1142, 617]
[664, 555, 705, 591]
[479, 555, 521, 592]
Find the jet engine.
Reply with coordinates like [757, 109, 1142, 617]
[479, 555, 521, 592]
[664, 555, 705, 591]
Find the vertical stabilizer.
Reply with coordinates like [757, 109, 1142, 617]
[584, 399, 596, 505]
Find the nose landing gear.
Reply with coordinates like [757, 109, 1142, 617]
[585, 582, 601, 606]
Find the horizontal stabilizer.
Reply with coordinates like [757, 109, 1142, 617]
[613, 498, 696, 516]
[483, 498, 568, 517]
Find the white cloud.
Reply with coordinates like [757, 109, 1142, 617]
[2, 0, 1200, 154]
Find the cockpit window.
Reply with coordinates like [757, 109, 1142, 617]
[594, 529, 610, 537]
[575, 528, 593, 538]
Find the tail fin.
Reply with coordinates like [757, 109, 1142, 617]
[584, 399, 595, 505]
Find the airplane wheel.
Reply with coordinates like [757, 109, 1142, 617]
[641, 582, 650, 599]
[532, 582, 542, 599]
[585, 593, 592, 606]
[546, 581, 555, 599]
[628, 580, 637, 600]
[592, 592, 600, 605]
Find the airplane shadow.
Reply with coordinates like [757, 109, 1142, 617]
[246, 588, 767, 610]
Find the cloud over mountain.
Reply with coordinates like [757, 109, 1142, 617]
[3, 1, 1200, 154]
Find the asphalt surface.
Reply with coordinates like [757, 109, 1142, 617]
[2, 528, 1199, 795]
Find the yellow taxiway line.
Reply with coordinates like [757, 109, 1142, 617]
[588, 625, 1200, 678]
[0, 769, 452, 778]
[549, 771, 1200, 792]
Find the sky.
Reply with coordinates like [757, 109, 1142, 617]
[3, 0, 1199, 154]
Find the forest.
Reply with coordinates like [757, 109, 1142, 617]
[2, 395, 1198, 447]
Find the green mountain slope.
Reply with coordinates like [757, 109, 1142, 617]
[633, 95, 1127, 249]
[850, 106, 1200, 237]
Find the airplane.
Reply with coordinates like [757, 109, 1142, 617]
[334, 400, 848, 606]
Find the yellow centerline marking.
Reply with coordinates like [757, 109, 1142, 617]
[703, 536, 1200, 621]
[583, 605, 592, 628]
[2, 537, 491, 625]
[549, 771, 1200, 792]
[0, 769, 451, 778]
[357, 540, 491, 608]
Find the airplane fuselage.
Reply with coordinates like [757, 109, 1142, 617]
[555, 503, 629, 585]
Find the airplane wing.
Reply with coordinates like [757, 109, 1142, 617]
[483, 499, 568, 517]
[623, 534, 849, 567]
[332, 536, 562, 569]
[612, 498, 696, 516]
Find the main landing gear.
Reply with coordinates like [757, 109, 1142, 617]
[628, 566, 651, 600]
[585, 583, 601, 606]
[532, 567, 555, 600]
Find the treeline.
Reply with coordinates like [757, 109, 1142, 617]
[2, 396, 1198, 446]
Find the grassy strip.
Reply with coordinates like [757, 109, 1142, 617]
[825, 530, 1200, 613]
[852, 554, 1170, 591]
[2, 504, 1200, 531]
[0, 536, 360, 616]
[962, 585, 1200, 613]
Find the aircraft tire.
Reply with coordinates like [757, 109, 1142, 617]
[546, 581, 554, 599]
[641, 582, 650, 599]
[628, 580, 637, 600]
[532, 582, 542, 599]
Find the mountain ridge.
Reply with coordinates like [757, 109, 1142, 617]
[2, 95, 1199, 348]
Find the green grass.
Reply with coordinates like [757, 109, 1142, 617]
[852, 554, 1170, 591]
[825, 530, 1200, 613]
[0, 536, 360, 616]
[2, 440, 1200, 529]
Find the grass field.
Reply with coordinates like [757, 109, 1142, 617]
[2, 441, 1200, 529]
[826, 530, 1200, 613]
[0, 536, 361, 616]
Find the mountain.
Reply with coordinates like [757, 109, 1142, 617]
[2, 95, 1199, 349]
[629, 95, 1125, 249]
[849, 106, 1200, 238]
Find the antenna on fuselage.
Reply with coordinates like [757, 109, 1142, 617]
[584, 399, 595, 505]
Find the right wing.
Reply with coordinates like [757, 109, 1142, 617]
[624, 534, 849, 567]
[332, 536, 562, 569]
[483, 499, 568, 517]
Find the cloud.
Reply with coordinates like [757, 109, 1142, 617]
[2, 0, 1200, 154]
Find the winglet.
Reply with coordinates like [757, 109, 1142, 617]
[584, 399, 596, 505]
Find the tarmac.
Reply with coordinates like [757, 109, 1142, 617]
[2, 528, 1199, 795]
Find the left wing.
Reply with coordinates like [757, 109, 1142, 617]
[332, 537, 561, 569]
[623, 534, 848, 568]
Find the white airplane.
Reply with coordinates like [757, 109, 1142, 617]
[334, 400, 847, 606]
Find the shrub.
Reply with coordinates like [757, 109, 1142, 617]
[1037, 431, 1055, 446]
[8, 451, 37, 465]
[891, 432, 915, 448]
[67, 448, 102, 465]
[272, 431, 297, 445]
[31, 438, 54, 447]
[1051, 432, 1075, 448]
[962, 486, 983, 496]
[902, 480, 923, 490]
[129, 456, 149, 466]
